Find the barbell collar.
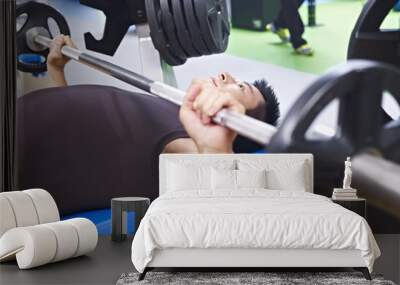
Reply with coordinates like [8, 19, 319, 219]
[26, 28, 50, 52]
[32, 34, 278, 145]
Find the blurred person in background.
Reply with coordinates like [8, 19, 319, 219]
[267, 0, 313, 56]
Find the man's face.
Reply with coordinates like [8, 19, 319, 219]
[210, 72, 265, 110]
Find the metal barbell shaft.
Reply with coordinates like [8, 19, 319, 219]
[353, 153, 400, 219]
[35, 35, 278, 145]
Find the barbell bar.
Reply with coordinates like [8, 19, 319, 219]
[34, 33, 278, 145]
[353, 153, 400, 220]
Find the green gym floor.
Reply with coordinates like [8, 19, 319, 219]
[227, 0, 399, 75]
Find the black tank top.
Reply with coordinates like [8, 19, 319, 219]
[17, 85, 188, 214]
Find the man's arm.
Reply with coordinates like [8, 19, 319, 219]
[47, 35, 76, 87]
[45, 36, 246, 154]
[179, 80, 245, 154]
[163, 138, 199, 153]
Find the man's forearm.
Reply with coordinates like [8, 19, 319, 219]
[197, 144, 234, 154]
[163, 138, 200, 153]
[198, 147, 233, 154]
[163, 138, 234, 154]
[48, 68, 68, 87]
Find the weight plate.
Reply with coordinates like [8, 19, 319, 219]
[159, 0, 188, 59]
[348, 0, 400, 66]
[193, 0, 230, 53]
[145, 0, 186, 66]
[268, 60, 400, 185]
[182, 0, 211, 55]
[16, 1, 70, 73]
[170, 0, 201, 57]
[269, 60, 400, 231]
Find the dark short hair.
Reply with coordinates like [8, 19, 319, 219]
[233, 79, 280, 153]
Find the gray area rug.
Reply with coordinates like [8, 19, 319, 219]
[117, 272, 396, 285]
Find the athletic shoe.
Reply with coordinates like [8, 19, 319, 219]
[295, 44, 314, 56]
[266, 23, 290, 43]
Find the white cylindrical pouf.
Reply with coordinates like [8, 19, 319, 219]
[43, 221, 79, 262]
[0, 226, 57, 269]
[67, 218, 98, 257]
[0, 195, 17, 237]
[23, 189, 60, 224]
[1, 192, 39, 227]
[0, 219, 98, 269]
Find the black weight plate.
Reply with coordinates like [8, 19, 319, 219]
[159, 0, 188, 59]
[193, 0, 219, 52]
[217, 0, 230, 51]
[16, 1, 70, 73]
[182, 0, 211, 55]
[170, 0, 201, 57]
[145, 0, 185, 66]
[348, 0, 400, 66]
[193, 0, 230, 52]
[269, 60, 400, 164]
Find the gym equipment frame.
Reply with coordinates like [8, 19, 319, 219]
[0, 0, 18, 193]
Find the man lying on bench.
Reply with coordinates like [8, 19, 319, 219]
[17, 35, 281, 214]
